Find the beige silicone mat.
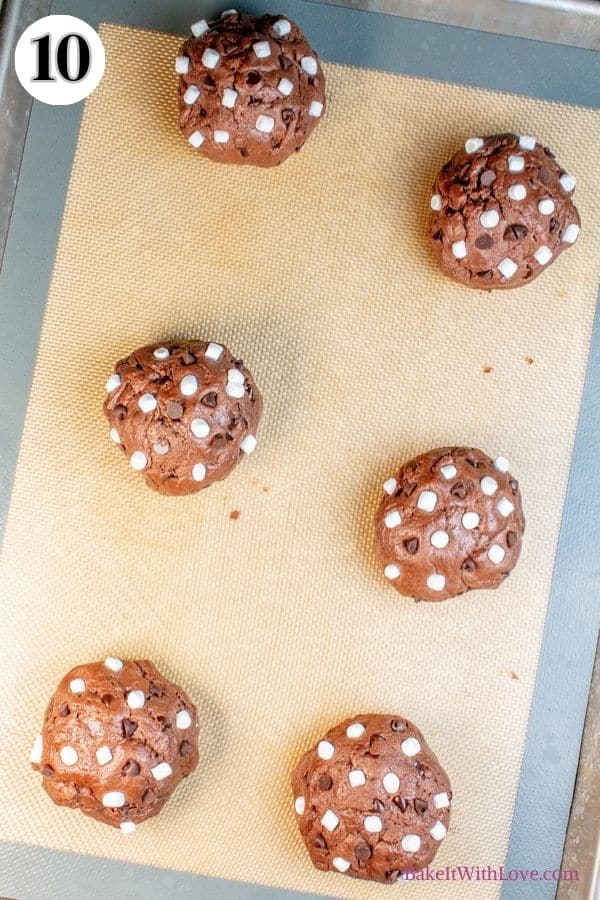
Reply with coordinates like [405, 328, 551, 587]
[1, 22, 599, 900]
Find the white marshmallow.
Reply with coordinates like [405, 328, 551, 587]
[383, 477, 397, 495]
[120, 822, 136, 835]
[190, 418, 210, 439]
[277, 78, 293, 97]
[498, 257, 518, 279]
[138, 393, 157, 413]
[151, 762, 173, 781]
[430, 821, 447, 841]
[537, 198, 555, 215]
[214, 130, 230, 144]
[462, 511, 480, 530]
[191, 19, 209, 38]
[105, 373, 121, 392]
[221, 88, 238, 109]
[96, 746, 112, 765]
[440, 464, 457, 480]
[110, 428, 121, 444]
[130, 451, 148, 472]
[153, 347, 170, 359]
[176, 710, 192, 729]
[253, 41, 271, 59]
[560, 173, 576, 192]
[332, 857, 350, 873]
[348, 769, 366, 787]
[205, 342, 223, 361]
[346, 722, 365, 739]
[433, 791, 450, 809]
[60, 745, 78, 766]
[534, 245, 552, 265]
[364, 815, 383, 833]
[519, 135, 536, 150]
[30, 735, 43, 764]
[317, 740, 335, 760]
[507, 184, 526, 201]
[126, 690, 145, 710]
[488, 544, 506, 565]
[69, 678, 85, 694]
[401, 834, 421, 853]
[384, 564, 400, 580]
[180, 374, 198, 396]
[401, 737, 421, 757]
[102, 791, 125, 808]
[309, 100, 323, 118]
[497, 497, 515, 517]
[175, 56, 189, 75]
[430, 194, 442, 211]
[255, 114, 275, 134]
[240, 435, 257, 455]
[384, 510, 402, 529]
[430, 530, 449, 549]
[427, 573, 446, 592]
[183, 85, 200, 105]
[228, 368, 244, 384]
[188, 131, 204, 149]
[480, 209, 499, 229]
[201, 48, 220, 69]
[321, 810, 339, 831]
[562, 223, 580, 244]
[417, 490, 438, 512]
[481, 476, 498, 495]
[452, 240, 467, 260]
[494, 456, 510, 472]
[465, 137, 483, 154]
[192, 463, 207, 482]
[153, 441, 169, 455]
[382, 772, 400, 794]
[226, 382, 245, 399]
[221, 9, 237, 16]
[294, 796, 305, 815]
[300, 56, 318, 76]
[272, 19, 291, 37]
[104, 657, 123, 672]
[508, 155, 524, 172]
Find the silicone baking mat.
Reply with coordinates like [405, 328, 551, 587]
[0, 5, 599, 900]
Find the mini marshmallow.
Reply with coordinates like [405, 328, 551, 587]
[255, 114, 275, 134]
[560, 173, 576, 192]
[494, 456, 510, 473]
[105, 373, 121, 392]
[417, 490, 438, 512]
[272, 18, 291, 36]
[401, 834, 421, 853]
[507, 184, 526, 202]
[430, 821, 447, 841]
[102, 791, 125, 808]
[226, 382, 245, 399]
[308, 101, 323, 118]
[228, 368, 245, 384]
[176, 710, 192, 729]
[190, 418, 210, 438]
[480, 209, 500, 229]
[538, 198, 555, 215]
[126, 690, 145, 710]
[69, 678, 85, 694]
[519, 135, 536, 150]
[191, 19, 209, 37]
[508, 155, 524, 172]
[497, 497, 515, 517]
[253, 40, 271, 59]
[205, 342, 223, 361]
[175, 56, 189, 75]
[130, 451, 148, 472]
[120, 822, 136, 835]
[346, 722, 365, 739]
[30, 735, 43, 764]
[188, 131, 204, 149]
[332, 858, 350, 873]
[401, 737, 421, 757]
[383, 477, 397, 495]
[321, 810, 339, 831]
[430, 194, 442, 211]
[214, 130, 230, 144]
[384, 510, 402, 529]
[221, 88, 238, 109]
[153, 347, 170, 359]
[294, 796, 305, 815]
[201, 48, 220, 70]
[60, 746, 78, 766]
[384, 564, 400, 580]
[562, 223, 580, 244]
[221, 8, 237, 16]
[488, 544, 506, 565]
[427, 573, 446, 592]
[462, 511, 480, 530]
[440, 464, 457, 480]
[317, 740, 335, 760]
[96, 746, 113, 765]
[110, 428, 121, 444]
[431, 530, 449, 549]
[192, 463, 207, 482]
[180, 374, 198, 396]
[138, 393, 157, 413]
[452, 240, 467, 260]
[240, 435, 257, 455]
[348, 769, 366, 787]
[300, 56, 318, 76]
[104, 657, 123, 672]
[534, 245, 552, 265]
[465, 137, 484, 154]
[382, 772, 400, 794]
[498, 257, 518, 279]
[481, 476, 498, 495]
[153, 441, 169, 455]
[183, 85, 200, 105]
[433, 791, 450, 809]
[151, 762, 173, 781]
[277, 78, 293, 97]
[364, 815, 383, 833]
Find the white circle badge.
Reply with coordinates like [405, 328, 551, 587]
[14, 15, 105, 105]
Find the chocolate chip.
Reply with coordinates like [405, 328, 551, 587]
[466, 457, 480, 468]
[414, 798, 428, 814]
[246, 384, 254, 400]
[432, 230, 443, 242]
[393, 796, 408, 811]
[57, 703, 70, 717]
[211, 434, 227, 448]
[114, 405, 127, 421]
[165, 400, 184, 420]
[373, 798, 385, 813]
[475, 234, 493, 250]
[181, 349, 196, 365]
[122, 760, 140, 776]
[477, 270, 493, 280]
[246, 71, 261, 85]
[390, 719, 406, 732]
[203, 75, 215, 88]
[239, 148, 249, 158]
[550, 217, 560, 233]
[314, 835, 327, 850]
[509, 478, 519, 492]
[180, 740, 193, 757]
[405, 482, 417, 497]
[461, 558, 476, 573]
[416, 765, 426, 779]
[544, 147, 556, 158]
[101, 694, 113, 707]
[279, 54, 292, 70]
[142, 789, 155, 805]
[404, 538, 419, 555]
[355, 843, 372, 861]
[507, 531, 518, 548]
[122, 718, 138, 738]
[450, 481, 466, 499]
[479, 169, 496, 187]
[41, 766, 55, 778]
[539, 168, 549, 185]
[199, 392, 217, 408]
[318, 774, 332, 791]
[281, 108, 295, 124]
[504, 224, 528, 241]
[149, 683, 163, 698]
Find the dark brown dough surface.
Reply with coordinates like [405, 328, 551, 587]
[429, 134, 580, 289]
[291, 714, 452, 883]
[374, 447, 525, 601]
[177, 12, 326, 167]
[30, 659, 199, 831]
[103, 340, 262, 496]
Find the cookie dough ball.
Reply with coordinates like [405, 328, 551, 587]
[30, 659, 199, 831]
[291, 714, 451, 883]
[429, 134, 580, 289]
[103, 340, 262, 496]
[375, 447, 525, 601]
[177, 11, 326, 167]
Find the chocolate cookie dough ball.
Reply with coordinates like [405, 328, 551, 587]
[103, 340, 262, 496]
[291, 714, 451, 883]
[177, 11, 326, 167]
[429, 134, 580, 289]
[30, 659, 199, 831]
[375, 447, 525, 601]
